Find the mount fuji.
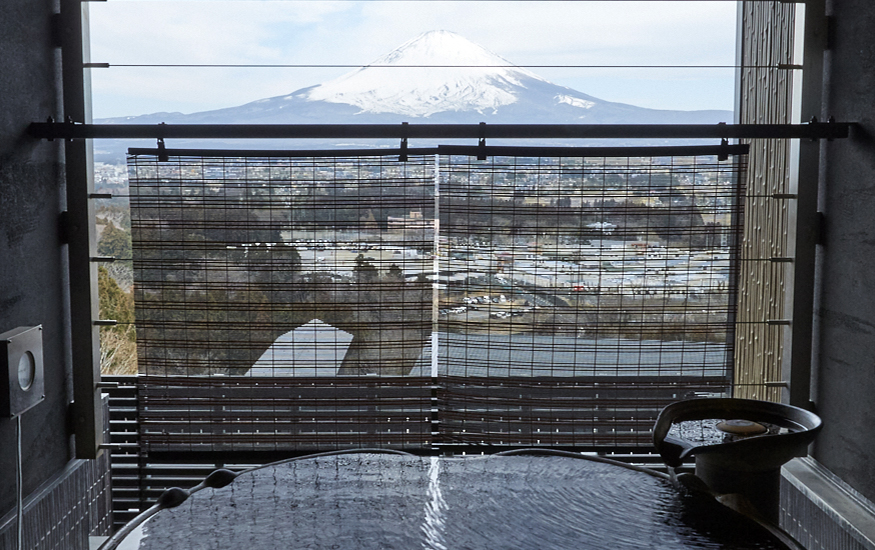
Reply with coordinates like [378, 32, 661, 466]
[95, 30, 731, 157]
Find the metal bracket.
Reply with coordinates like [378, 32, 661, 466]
[57, 210, 83, 244]
[808, 116, 820, 140]
[50, 13, 63, 48]
[157, 137, 168, 162]
[399, 121, 409, 162]
[43, 117, 55, 141]
[64, 115, 76, 142]
[826, 116, 837, 141]
[718, 138, 730, 161]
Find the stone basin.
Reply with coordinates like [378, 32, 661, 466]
[653, 397, 822, 523]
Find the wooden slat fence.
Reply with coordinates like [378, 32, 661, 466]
[437, 376, 730, 447]
[137, 375, 435, 452]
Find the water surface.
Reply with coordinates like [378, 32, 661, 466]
[134, 454, 786, 550]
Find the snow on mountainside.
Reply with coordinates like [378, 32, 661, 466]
[304, 30, 548, 117]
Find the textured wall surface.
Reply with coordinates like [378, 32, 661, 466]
[733, 1, 795, 402]
[0, 454, 112, 550]
[0, 0, 73, 520]
[781, 458, 875, 550]
[1, 0, 112, 540]
[813, 0, 875, 506]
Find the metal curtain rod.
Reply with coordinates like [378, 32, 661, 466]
[127, 143, 749, 159]
[28, 121, 851, 141]
[435, 143, 750, 158]
[127, 146, 437, 158]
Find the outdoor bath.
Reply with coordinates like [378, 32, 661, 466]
[103, 396, 823, 550]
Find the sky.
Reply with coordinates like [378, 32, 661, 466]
[88, 1, 739, 119]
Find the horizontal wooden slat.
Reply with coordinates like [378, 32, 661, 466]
[136, 376, 434, 452]
[141, 386, 432, 400]
[138, 375, 434, 387]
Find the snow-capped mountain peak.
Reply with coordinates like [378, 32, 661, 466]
[303, 30, 549, 117]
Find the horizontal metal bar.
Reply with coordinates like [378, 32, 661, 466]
[28, 122, 852, 141]
[129, 143, 748, 159]
[437, 143, 749, 158]
[128, 146, 435, 158]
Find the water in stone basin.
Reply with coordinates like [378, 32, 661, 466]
[667, 419, 793, 447]
[130, 454, 787, 550]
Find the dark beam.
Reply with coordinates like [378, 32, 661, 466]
[59, 0, 103, 459]
[127, 143, 749, 159]
[783, 0, 827, 411]
[28, 122, 852, 141]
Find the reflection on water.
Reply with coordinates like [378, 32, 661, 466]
[422, 456, 448, 550]
[133, 455, 785, 550]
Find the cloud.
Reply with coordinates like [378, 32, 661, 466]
[351, 1, 736, 66]
[89, 1, 737, 117]
[90, 2, 349, 64]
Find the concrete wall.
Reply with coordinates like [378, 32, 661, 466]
[812, 0, 875, 506]
[0, 0, 74, 519]
[2, 0, 874, 540]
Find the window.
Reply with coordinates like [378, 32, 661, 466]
[72, 1, 830, 460]
[124, 147, 744, 451]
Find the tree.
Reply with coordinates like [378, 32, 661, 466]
[98, 220, 132, 260]
[97, 220, 134, 291]
[288, 245, 302, 272]
[99, 324, 137, 376]
[97, 266, 137, 374]
[353, 254, 379, 282]
[98, 266, 134, 326]
[386, 263, 404, 281]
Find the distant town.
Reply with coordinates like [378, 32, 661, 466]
[94, 154, 739, 376]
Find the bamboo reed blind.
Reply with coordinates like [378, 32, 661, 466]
[128, 151, 745, 451]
